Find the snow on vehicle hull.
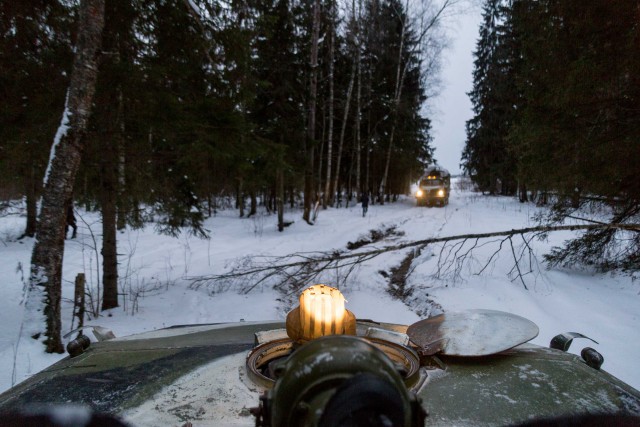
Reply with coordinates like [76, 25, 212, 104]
[0, 320, 639, 426]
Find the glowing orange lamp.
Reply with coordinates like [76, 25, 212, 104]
[286, 284, 356, 342]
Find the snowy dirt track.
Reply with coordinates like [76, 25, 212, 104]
[1, 180, 639, 394]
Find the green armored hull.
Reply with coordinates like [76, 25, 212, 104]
[1, 317, 639, 426]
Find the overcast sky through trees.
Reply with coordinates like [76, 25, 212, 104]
[431, 7, 482, 174]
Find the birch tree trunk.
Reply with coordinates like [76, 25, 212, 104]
[317, 103, 325, 198]
[365, 67, 372, 195]
[379, 9, 407, 205]
[303, 0, 321, 224]
[355, 28, 362, 196]
[27, 0, 105, 353]
[323, 5, 335, 209]
[332, 62, 356, 207]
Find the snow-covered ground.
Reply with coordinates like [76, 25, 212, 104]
[1, 179, 639, 395]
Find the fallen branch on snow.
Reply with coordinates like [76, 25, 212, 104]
[187, 223, 640, 294]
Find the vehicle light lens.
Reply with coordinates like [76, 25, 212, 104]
[437, 189, 445, 197]
[416, 190, 424, 197]
[286, 284, 356, 342]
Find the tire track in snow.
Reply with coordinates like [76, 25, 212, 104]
[383, 202, 461, 317]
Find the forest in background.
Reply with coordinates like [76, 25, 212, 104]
[1, 0, 442, 234]
[3, 0, 639, 355]
[1, 0, 451, 352]
[462, 0, 640, 273]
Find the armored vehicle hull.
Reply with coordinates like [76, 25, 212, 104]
[1, 319, 639, 426]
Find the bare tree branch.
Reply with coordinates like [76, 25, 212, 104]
[188, 223, 640, 294]
[508, 236, 527, 290]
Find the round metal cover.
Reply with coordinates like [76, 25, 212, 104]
[407, 309, 539, 356]
[246, 337, 421, 389]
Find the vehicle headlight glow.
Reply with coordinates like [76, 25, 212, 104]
[416, 189, 424, 197]
[437, 189, 445, 197]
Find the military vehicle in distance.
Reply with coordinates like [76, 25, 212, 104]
[0, 284, 639, 427]
[415, 166, 451, 207]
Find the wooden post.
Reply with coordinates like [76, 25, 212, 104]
[73, 273, 85, 337]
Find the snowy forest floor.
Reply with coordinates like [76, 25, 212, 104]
[1, 179, 639, 394]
